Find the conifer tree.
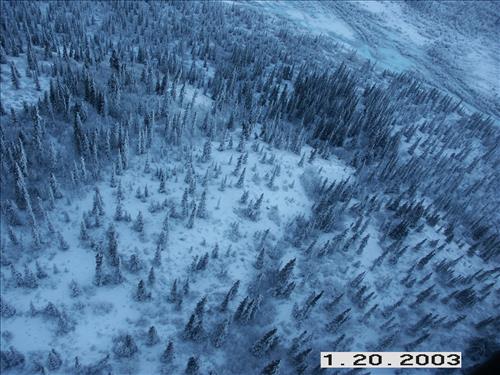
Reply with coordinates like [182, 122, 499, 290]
[107, 224, 119, 267]
[211, 318, 230, 348]
[255, 247, 265, 269]
[197, 190, 207, 218]
[181, 188, 189, 218]
[114, 200, 124, 221]
[35, 262, 47, 279]
[159, 173, 166, 193]
[10, 62, 20, 89]
[57, 232, 69, 251]
[32, 110, 43, 155]
[187, 205, 196, 229]
[79, 220, 89, 241]
[91, 187, 104, 215]
[251, 328, 279, 357]
[110, 165, 117, 187]
[23, 265, 38, 288]
[116, 152, 123, 175]
[146, 326, 160, 346]
[153, 244, 162, 267]
[134, 211, 144, 233]
[220, 280, 240, 311]
[161, 341, 175, 363]
[109, 49, 121, 71]
[17, 139, 28, 177]
[236, 168, 246, 188]
[49, 173, 63, 199]
[185, 356, 200, 375]
[232, 154, 243, 176]
[261, 359, 280, 375]
[201, 139, 211, 162]
[113, 334, 138, 358]
[136, 279, 151, 301]
[94, 253, 103, 286]
[116, 180, 124, 201]
[211, 243, 219, 258]
[47, 349, 62, 371]
[128, 254, 142, 273]
[236, 132, 245, 152]
[240, 190, 249, 204]
[14, 163, 30, 209]
[148, 266, 155, 285]
[247, 193, 264, 220]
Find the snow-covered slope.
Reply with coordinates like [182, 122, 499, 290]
[246, 0, 500, 118]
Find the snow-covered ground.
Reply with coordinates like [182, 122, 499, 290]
[4, 128, 494, 373]
[1, 129, 353, 372]
[1, 54, 51, 111]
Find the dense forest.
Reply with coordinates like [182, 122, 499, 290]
[0, 1, 498, 374]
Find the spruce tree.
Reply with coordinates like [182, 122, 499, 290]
[79, 220, 89, 241]
[255, 247, 265, 269]
[114, 200, 124, 221]
[211, 319, 230, 348]
[197, 190, 207, 218]
[236, 132, 245, 152]
[153, 245, 162, 267]
[94, 253, 103, 286]
[161, 341, 175, 363]
[251, 328, 279, 357]
[146, 326, 159, 346]
[10, 62, 20, 89]
[235, 168, 246, 188]
[47, 349, 62, 371]
[134, 211, 144, 232]
[109, 49, 120, 71]
[107, 224, 119, 266]
[136, 279, 151, 301]
[14, 163, 29, 209]
[261, 359, 280, 375]
[185, 356, 200, 375]
[187, 205, 196, 229]
[148, 267, 155, 285]
[201, 139, 211, 162]
[91, 187, 104, 215]
[113, 334, 138, 358]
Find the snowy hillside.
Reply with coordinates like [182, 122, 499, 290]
[247, 0, 500, 118]
[1, 2, 499, 375]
